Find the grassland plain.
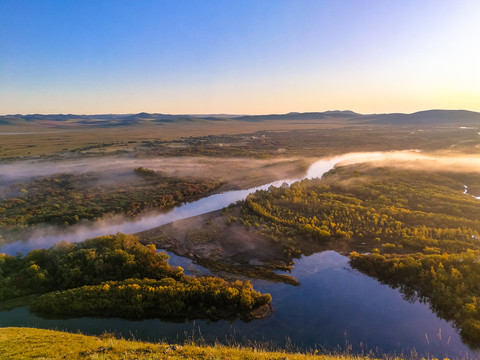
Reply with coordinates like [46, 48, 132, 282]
[1, 111, 480, 159]
[0, 327, 404, 360]
[0, 118, 353, 159]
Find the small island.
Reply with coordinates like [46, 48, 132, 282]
[0, 233, 271, 321]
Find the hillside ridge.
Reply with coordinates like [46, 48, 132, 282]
[2, 109, 480, 127]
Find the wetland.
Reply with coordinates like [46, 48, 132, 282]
[2, 112, 480, 357]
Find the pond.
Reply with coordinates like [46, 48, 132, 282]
[0, 251, 475, 358]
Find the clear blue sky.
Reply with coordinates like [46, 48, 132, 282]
[0, 0, 479, 114]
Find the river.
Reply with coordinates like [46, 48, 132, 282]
[1, 153, 345, 255]
[0, 251, 474, 357]
[2, 150, 478, 255]
[0, 151, 479, 357]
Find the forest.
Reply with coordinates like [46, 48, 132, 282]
[0, 233, 271, 321]
[0, 167, 220, 242]
[234, 163, 480, 346]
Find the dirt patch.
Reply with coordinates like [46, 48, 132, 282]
[138, 209, 287, 265]
[137, 210, 298, 285]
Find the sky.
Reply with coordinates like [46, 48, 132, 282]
[0, 0, 479, 115]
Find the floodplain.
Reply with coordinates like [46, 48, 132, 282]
[2, 110, 480, 358]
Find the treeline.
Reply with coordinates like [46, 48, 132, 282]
[234, 164, 480, 346]
[0, 233, 179, 300]
[0, 169, 220, 240]
[237, 165, 480, 257]
[0, 233, 271, 321]
[32, 277, 271, 321]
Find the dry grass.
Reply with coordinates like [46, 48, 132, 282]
[0, 119, 349, 159]
[0, 327, 396, 360]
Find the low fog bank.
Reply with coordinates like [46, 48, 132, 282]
[3, 151, 478, 189]
[2, 150, 480, 256]
[0, 154, 340, 255]
[0, 156, 308, 191]
[0, 156, 218, 185]
[335, 150, 480, 174]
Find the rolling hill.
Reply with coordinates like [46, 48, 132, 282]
[1, 109, 480, 128]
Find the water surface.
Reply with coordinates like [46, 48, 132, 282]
[0, 251, 475, 358]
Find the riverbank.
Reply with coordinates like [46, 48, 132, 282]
[0, 327, 399, 360]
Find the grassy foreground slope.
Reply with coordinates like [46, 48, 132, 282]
[0, 327, 375, 360]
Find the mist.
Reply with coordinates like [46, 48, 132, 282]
[0, 155, 309, 192]
[2, 150, 480, 256]
[335, 150, 480, 173]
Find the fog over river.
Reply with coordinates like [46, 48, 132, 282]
[2, 150, 480, 255]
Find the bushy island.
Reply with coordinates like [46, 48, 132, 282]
[235, 163, 480, 347]
[0, 167, 220, 242]
[0, 233, 271, 321]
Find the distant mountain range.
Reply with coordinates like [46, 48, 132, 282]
[1, 109, 480, 127]
[359, 110, 480, 125]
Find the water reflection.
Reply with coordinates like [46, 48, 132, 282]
[0, 251, 475, 358]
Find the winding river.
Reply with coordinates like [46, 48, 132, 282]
[1, 153, 346, 255]
[1, 151, 479, 357]
[2, 150, 479, 255]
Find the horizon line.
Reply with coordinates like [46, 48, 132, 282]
[1, 108, 479, 118]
